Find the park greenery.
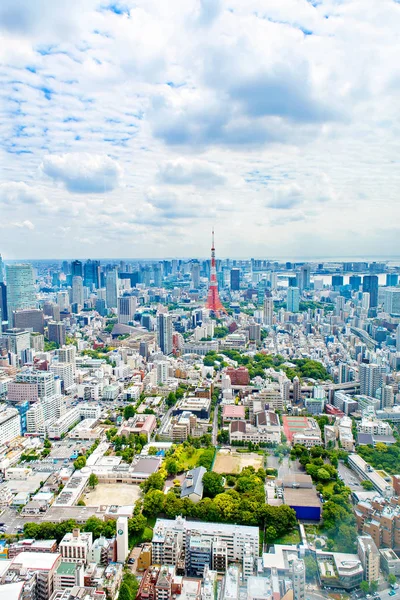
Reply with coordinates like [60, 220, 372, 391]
[204, 350, 332, 381]
[291, 444, 357, 553]
[357, 442, 400, 475]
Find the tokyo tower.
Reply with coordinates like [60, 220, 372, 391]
[205, 229, 226, 316]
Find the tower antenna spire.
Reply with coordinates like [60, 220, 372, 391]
[205, 228, 226, 317]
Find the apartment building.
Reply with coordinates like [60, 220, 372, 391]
[355, 496, 400, 549]
[59, 529, 93, 565]
[0, 406, 21, 445]
[357, 536, 380, 582]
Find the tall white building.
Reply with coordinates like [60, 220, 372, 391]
[5, 264, 36, 325]
[50, 362, 74, 390]
[357, 536, 380, 583]
[157, 313, 173, 355]
[382, 287, 400, 316]
[106, 270, 118, 309]
[57, 291, 70, 311]
[72, 276, 84, 308]
[263, 296, 274, 326]
[57, 346, 77, 374]
[359, 363, 383, 398]
[116, 516, 129, 563]
[0, 407, 21, 445]
[397, 324, 400, 352]
[117, 296, 137, 324]
[362, 292, 370, 311]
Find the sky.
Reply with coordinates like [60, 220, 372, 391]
[0, 0, 399, 260]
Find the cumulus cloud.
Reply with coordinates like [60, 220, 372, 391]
[145, 187, 209, 219]
[0, 219, 35, 230]
[267, 184, 304, 210]
[41, 153, 123, 193]
[0, 181, 46, 206]
[157, 158, 226, 187]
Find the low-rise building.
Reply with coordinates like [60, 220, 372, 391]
[180, 467, 207, 503]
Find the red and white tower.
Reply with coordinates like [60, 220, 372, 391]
[205, 229, 226, 316]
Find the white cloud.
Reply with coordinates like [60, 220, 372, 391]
[157, 158, 226, 187]
[0, 219, 35, 230]
[41, 153, 123, 193]
[0, 0, 399, 257]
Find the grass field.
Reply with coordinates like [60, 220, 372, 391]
[275, 528, 301, 545]
[176, 448, 206, 470]
[213, 449, 263, 474]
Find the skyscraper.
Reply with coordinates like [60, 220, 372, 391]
[71, 260, 83, 278]
[48, 321, 66, 346]
[298, 264, 311, 292]
[349, 275, 362, 291]
[386, 274, 399, 287]
[287, 287, 300, 313]
[6, 264, 36, 326]
[362, 292, 370, 311]
[0, 255, 4, 283]
[191, 263, 200, 289]
[363, 275, 379, 308]
[205, 230, 225, 316]
[106, 270, 118, 309]
[0, 282, 7, 326]
[83, 259, 100, 288]
[263, 295, 274, 326]
[72, 276, 84, 307]
[382, 287, 400, 316]
[230, 268, 240, 291]
[118, 295, 137, 324]
[157, 313, 173, 355]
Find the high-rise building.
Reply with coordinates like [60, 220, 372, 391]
[396, 324, 400, 352]
[0, 406, 21, 445]
[362, 292, 370, 311]
[359, 363, 383, 398]
[48, 321, 66, 346]
[349, 275, 362, 291]
[230, 268, 240, 291]
[287, 287, 300, 313]
[0, 282, 7, 325]
[357, 536, 380, 583]
[13, 309, 45, 334]
[290, 558, 306, 600]
[106, 270, 118, 309]
[57, 291, 70, 311]
[386, 274, 399, 287]
[0, 254, 4, 283]
[263, 296, 274, 327]
[157, 313, 173, 355]
[363, 275, 379, 308]
[117, 296, 137, 325]
[5, 264, 36, 325]
[332, 275, 344, 288]
[382, 287, 400, 316]
[83, 259, 100, 289]
[191, 263, 200, 289]
[71, 260, 83, 278]
[116, 517, 129, 563]
[72, 276, 84, 308]
[298, 264, 311, 292]
[153, 264, 162, 287]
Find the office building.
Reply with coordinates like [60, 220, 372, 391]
[48, 322, 66, 347]
[57, 346, 77, 372]
[0, 282, 7, 325]
[362, 292, 370, 311]
[363, 275, 379, 308]
[287, 287, 300, 313]
[191, 263, 200, 288]
[83, 259, 100, 288]
[117, 295, 137, 325]
[332, 275, 344, 288]
[0, 406, 21, 445]
[14, 369, 56, 400]
[298, 264, 311, 292]
[157, 313, 173, 355]
[349, 275, 362, 291]
[6, 264, 36, 325]
[0, 254, 4, 283]
[59, 529, 93, 565]
[71, 260, 83, 278]
[382, 287, 400, 316]
[386, 274, 399, 287]
[50, 362, 74, 391]
[230, 268, 240, 291]
[106, 270, 118, 309]
[57, 291, 70, 311]
[2, 328, 31, 358]
[71, 276, 84, 308]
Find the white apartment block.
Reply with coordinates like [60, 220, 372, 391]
[357, 418, 393, 436]
[152, 517, 258, 565]
[47, 408, 81, 439]
[59, 529, 93, 565]
[50, 362, 75, 390]
[26, 402, 45, 435]
[79, 403, 102, 420]
[15, 369, 56, 399]
[0, 406, 21, 445]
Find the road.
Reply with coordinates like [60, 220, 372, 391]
[212, 403, 219, 446]
[338, 462, 363, 491]
[0, 506, 28, 534]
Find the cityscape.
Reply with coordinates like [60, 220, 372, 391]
[1, 1, 400, 600]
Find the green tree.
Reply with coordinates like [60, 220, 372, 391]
[316, 468, 331, 481]
[370, 581, 378, 593]
[124, 405, 135, 420]
[148, 446, 158, 455]
[360, 581, 370, 595]
[74, 456, 86, 470]
[24, 522, 40, 538]
[304, 555, 318, 581]
[141, 472, 165, 493]
[128, 513, 146, 537]
[88, 473, 99, 489]
[143, 489, 165, 516]
[165, 458, 178, 476]
[361, 480, 374, 490]
[389, 574, 397, 586]
[265, 526, 277, 543]
[166, 392, 177, 407]
[202, 472, 224, 498]
[118, 583, 132, 600]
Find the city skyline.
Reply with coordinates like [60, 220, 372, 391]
[0, 0, 399, 259]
